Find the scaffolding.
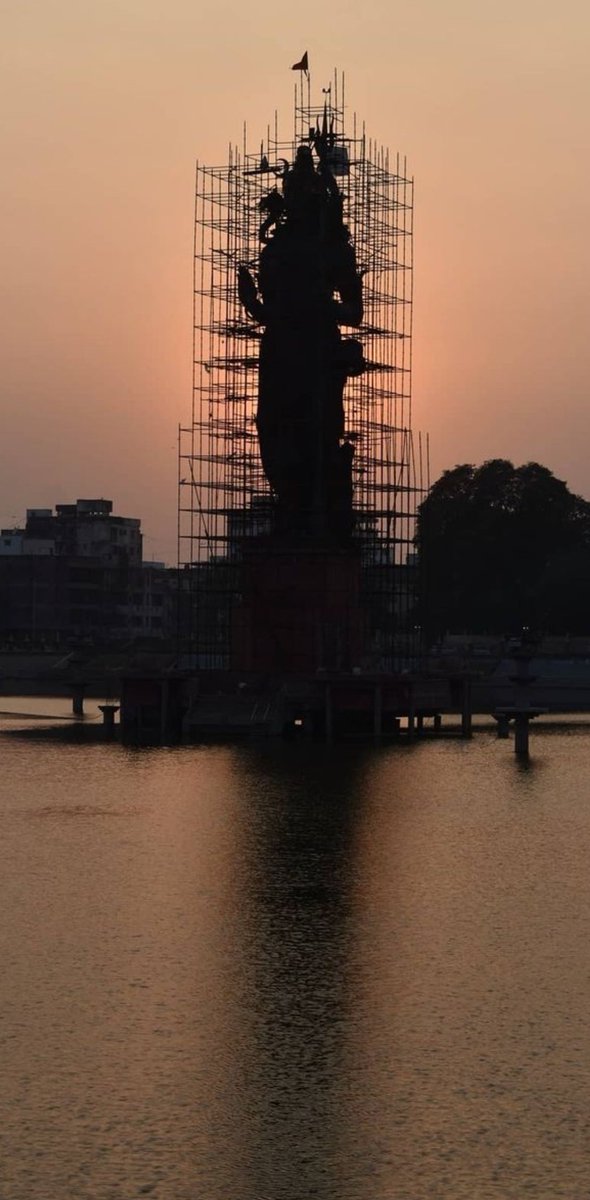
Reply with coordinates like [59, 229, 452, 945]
[178, 73, 428, 669]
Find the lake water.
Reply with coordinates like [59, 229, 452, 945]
[1, 701, 590, 1199]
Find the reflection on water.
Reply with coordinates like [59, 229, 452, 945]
[1, 707, 590, 1197]
[223, 747, 367, 1200]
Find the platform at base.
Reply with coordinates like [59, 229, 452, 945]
[119, 669, 471, 744]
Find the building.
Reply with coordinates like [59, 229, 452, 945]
[0, 499, 176, 648]
[13, 498, 143, 564]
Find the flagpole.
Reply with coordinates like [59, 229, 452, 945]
[291, 53, 310, 141]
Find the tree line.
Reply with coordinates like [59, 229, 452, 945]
[415, 459, 590, 640]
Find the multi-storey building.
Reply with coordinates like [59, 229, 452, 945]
[0, 499, 175, 647]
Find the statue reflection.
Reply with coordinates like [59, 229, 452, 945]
[219, 744, 370, 1200]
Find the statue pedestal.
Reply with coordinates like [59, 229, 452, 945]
[232, 541, 365, 675]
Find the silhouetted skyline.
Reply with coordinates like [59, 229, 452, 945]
[3, 4, 590, 562]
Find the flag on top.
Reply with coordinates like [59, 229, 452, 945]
[291, 51, 309, 75]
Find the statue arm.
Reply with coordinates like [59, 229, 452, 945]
[334, 254, 363, 327]
[238, 265, 265, 323]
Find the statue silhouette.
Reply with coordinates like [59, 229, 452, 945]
[238, 134, 364, 540]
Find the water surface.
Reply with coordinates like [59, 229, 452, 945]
[1, 706, 589, 1198]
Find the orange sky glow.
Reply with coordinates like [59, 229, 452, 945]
[2, 0, 589, 562]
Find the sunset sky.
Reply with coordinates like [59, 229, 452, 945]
[2, 0, 589, 562]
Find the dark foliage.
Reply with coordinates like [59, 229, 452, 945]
[416, 459, 590, 638]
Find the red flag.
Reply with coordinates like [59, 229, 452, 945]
[291, 52, 309, 73]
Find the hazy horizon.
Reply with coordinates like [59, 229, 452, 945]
[3, 1, 589, 563]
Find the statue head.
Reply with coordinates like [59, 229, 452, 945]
[283, 144, 326, 232]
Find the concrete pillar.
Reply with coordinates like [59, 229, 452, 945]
[325, 683, 333, 741]
[373, 684, 382, 739]
[514, 713, 530, 757]
[72, 683, 85, 717]
[160, 678, 169, 742]
[461, 679, 472, 738]
[496, 713, 510, 738]
[433, 712, 442, 732]
[98, 704, 119, 738]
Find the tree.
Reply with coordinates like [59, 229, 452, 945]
[416, 459, 590, 639]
